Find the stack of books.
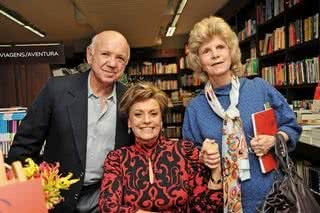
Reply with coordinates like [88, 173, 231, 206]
[300, 125, 320, 148]
[296, 109, 320, 125]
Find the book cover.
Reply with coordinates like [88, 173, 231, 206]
[252, 108, 278, 173]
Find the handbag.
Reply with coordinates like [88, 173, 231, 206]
[257, 134, 320, 213]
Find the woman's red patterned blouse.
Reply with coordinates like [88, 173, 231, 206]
[99, 137, 223, 212]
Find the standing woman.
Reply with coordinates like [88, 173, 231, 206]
[182, 16, 301, 213]
[99, 82, 223, 212]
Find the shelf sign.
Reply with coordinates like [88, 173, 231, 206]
[0, 44, 65, 64]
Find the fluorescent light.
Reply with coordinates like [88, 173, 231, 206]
[24, 26, 45, 37]
[177, 0, 188, 14]
[171, 14, 180, 27]
[0, 44, 12, 47]
[166, 26, 176, 37]
[0, 7, 45, 38]
[163, 0, 188, 38]
[15, 43, 61, 47]
[0, 9, 24, 25]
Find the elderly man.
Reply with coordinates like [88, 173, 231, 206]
[8, 31, 133, 212]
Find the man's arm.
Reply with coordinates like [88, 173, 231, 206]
[7, 79, 52, 164]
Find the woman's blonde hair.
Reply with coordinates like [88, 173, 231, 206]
[187, 16, 242, 77]
[119, 82, 169, 117]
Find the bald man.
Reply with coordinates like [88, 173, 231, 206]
[8, 31, 133, 212]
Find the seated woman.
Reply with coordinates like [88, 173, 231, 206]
[99, 82, 223, 212]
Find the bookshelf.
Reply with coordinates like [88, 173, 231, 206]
[217, 0, 319, 104]
[0, 107, 27, 157]
[127, 48, 202, 139]
[217, 0, 320, 200]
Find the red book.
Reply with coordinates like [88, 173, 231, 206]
[314, 81, 320, 100]
[252, 108, 278, 173]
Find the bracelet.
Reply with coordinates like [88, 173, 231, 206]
[210, 176, 222, 184]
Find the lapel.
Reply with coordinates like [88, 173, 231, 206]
[67, 72, 89, 170]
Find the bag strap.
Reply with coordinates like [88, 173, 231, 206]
[274, 134, 295, 175]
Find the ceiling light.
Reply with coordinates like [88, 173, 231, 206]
[171, 14, 180, 27]
[0, 10, 24, 25]
[24, 26, 45, 37]
[165, 0, 188, 37]
[177, 0, 188, 14]
[0, 4, 45, 38]
[166, 26, 176, 37]
[15, 43, 61, 47]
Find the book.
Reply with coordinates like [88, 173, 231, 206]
[252, 108, 278, 173]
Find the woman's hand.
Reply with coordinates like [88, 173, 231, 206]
[250, 135, 276, 157]
[200, 139, 220, 169]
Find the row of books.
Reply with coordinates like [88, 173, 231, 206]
[163, 126, 181, 139]
[154, 80, 178, 91]
[0, 141, 11, 158]
[127, 62, 178, 76]
[249, 45, 257, 58]
[292, 99, 313, 110]
[169, 89, 197, 106]
[288, 56, 319, 85]
[0, 112, 26, 135]
[261, 56, 319, 86]
[180, 74, 202, 87]
[164, 112, 182, 124]
[179, 56, 191, 70]
[259, 26, 286, 56]
[238, 19, 257, 41]
[288, 13, 319, 47]
[0, 120, 21, 137]
[242, 58, 259, 77]
[0, 108, 27, 157]
[170, 91, 181, 103]
[256, 0, 286, 24]
[262, 63, 286, 86]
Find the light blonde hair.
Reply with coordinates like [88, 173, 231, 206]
[119, 82, 169, 117]
[187, 16, 242, 77]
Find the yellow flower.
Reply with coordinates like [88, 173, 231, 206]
[57, 173, 79, 190]
[23, 158, 80, 210]
[23, 158, 40, 178]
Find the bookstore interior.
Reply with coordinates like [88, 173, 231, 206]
[0, 0, 320, 210]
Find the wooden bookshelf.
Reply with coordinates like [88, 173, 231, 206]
[127, 48, 202, 139]
[217, 0, 319, 103]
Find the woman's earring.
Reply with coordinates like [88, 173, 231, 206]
[128, 128, 131, 134]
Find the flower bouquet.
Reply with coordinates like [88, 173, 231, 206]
[22, 158, 79, 209]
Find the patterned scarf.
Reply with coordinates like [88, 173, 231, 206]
[204, 76, 250, 213]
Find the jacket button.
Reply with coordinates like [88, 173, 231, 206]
[80, 172, 84, 177]
[74, 193, 79, 200]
